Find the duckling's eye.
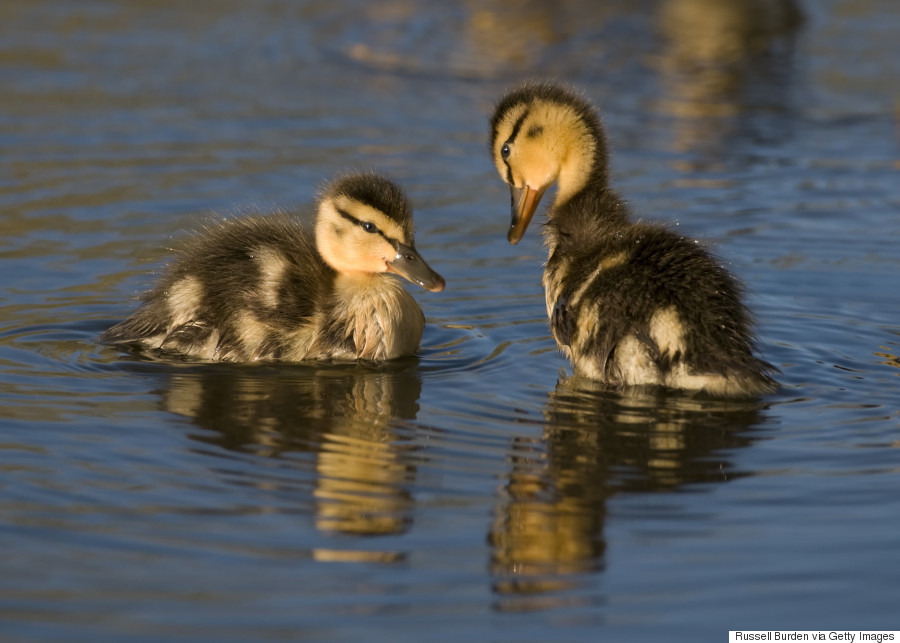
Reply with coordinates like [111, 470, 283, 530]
[362, 222, 378, 234]
[501, 144, 511, 160]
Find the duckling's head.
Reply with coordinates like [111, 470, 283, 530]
[315, 174, 445, 292]
[490, 82, 609, 244]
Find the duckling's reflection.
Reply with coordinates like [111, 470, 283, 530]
[345, 0, 559, 77]
[490, 374, 767, 608]
[342, 0, 621, 79]
[655, 0, 803, 166]
[161, 362, 422, 563]
[874, 333, 900, 372]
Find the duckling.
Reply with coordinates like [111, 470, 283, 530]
[100, 173, 445, 362]
[489, 82, 776, 396]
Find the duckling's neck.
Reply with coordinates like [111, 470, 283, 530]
[546, 127, 630, 257]
[554, 153, 596, 209]
[544, 110, 608, 210]
[541, 110, 629, 239]
[333, 272, 401, 313]
[546, 185, 630, 255]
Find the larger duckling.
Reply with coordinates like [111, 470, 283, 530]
[100, 173, 445, 362]
[489, 82, 776, 396]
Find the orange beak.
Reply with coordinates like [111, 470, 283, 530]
[507, 184, 547, 245]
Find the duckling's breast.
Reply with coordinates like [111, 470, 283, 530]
[308, 274, 424, 361]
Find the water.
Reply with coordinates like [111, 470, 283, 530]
[1, 0, 899, 640]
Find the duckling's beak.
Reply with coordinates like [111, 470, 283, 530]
[508, 184, 547, 245]
[386, 242, 446, 293]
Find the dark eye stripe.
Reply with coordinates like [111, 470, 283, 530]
[501, 108, 530, 184]
[336, 207, 394, 244]
[507, 109, 530, 144]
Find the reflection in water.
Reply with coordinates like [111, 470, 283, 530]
[655, 0, 803, 165]
[490, 374, 766, 608]
[162, 362, 422, 563]
[342, 0, 561, 77]
[336, 0, 625, 79]
[874, 334, 899, 372]
[489, 430, 605, 605]
[462, 0, 559, 73]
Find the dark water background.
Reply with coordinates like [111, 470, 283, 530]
[1, 0, 899, 641]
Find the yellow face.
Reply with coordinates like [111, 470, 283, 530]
[492, 102, 565, 192]
[317, 195, 404, 274]
[316, 195, 445, 292]
[491, 100, 596, 244]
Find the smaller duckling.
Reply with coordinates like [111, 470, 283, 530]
[100, 173, 445, 362]
[489, 81, 776, 396]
